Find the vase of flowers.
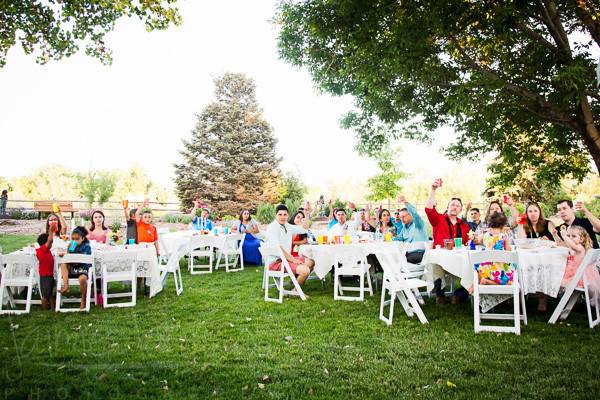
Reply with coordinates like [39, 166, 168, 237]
[109, 222, 122, 245]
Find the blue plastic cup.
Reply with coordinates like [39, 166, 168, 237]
[224, 227, 229, 235]
[128, 239, 135, 245]
[69, 241, 77, 252]
[213, 228, 218, 236]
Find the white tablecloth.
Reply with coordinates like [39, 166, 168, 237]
[517, 247, 569, 297]
[422, 248, 473, 290]
[299, 242, 401, 279]
[423, 247, 570, 297]
[94, 245, 163, 298]
[3, 244, 164, 299]
[161, 231, 223, 255]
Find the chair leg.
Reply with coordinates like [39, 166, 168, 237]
[388, 289, 396, 325]
[473, 289, 481, 333]
[366, 268, 373, 296]
[404, 289, 428, 324]
[359, 273, 365, 301]
[514, 287, 520, 335]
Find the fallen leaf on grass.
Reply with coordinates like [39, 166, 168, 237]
[229, 323, 235, 328]
[141, 380, 145, 385]
[258, 383, 265, 389]
[324, 368, 329, 375]
[10, 323, 19, 330]
[111, 343, 118, 347]
[308, 388, 314, 396]
[179, 338, 186, 342]
[163, 385, 169, 391]
[72, 325, 81, 331]
[155, 343, 160, 349]
[82, 353, 87, 357]
[285, 336, 293, 342]
[447, 381, 457, 388]
[88, 323, 92, 327]
[57, 365, 65, 370]
[262, 375, 269, 382]
[245, 317, 252, 322]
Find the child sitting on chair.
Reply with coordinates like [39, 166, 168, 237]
[560, 225, 600, 306]
[59, 226, 92, 309]
[36, 230, 56, 310]
[124, 205, 138, 244]
[478, 212, 514, 286]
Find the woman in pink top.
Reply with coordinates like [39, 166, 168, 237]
[88, 210, 109, 243]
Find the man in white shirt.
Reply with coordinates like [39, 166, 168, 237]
[266, 204, 315, 294]
[328, 209, 357, 239]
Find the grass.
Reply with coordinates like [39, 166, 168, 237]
[1, 234, 599, 399]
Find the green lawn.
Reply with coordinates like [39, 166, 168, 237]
[1, 234, 599, 399]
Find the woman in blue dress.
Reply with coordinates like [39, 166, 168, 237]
[232, 210, 262, 265]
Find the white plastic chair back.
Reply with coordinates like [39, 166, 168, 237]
[0, 253, 38, 315]
[56, 252, 96, 313]
[259, 245, 305, 303]
[469, 250, 525, 335]
[549, 249, 600, 328]
[100, 251, 138, 308]
[335, 246, 367, 271]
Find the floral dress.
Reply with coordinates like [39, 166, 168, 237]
[477, 232, 515, 285]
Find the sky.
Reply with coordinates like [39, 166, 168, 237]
[0, 0, 479, 197]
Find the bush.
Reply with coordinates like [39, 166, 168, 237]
[284, 198, 302, 215]
[164, 214, 192, 224]
[221, 214, 239, 221]
[256, 203, 275, 224]
[7, 208, 37, 220]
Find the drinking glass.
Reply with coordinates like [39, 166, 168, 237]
[454, 237, 462, 248]
[317, 235, 323, 245]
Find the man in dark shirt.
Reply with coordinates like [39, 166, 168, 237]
[466, 207, 482, 232]
[556, 199, 600, 249]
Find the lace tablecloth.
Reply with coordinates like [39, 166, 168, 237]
[517, 247, 569, 297]
[298, 242, 401, 279]
[161, 231, 223, 255]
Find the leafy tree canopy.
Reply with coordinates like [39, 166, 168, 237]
[0, 0, 181, 67]
[277, 0, 600, 189]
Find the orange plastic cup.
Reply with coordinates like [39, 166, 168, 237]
[122, 199, 129, 209]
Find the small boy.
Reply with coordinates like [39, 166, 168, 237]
[0, 189, 7, 216]
[124, 205, 138, 244]
[136, 199, 159, 255]
[36, 231, 56, 310]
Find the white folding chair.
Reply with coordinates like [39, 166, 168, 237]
[100, 251, 137, 308]
[0, 253, 37, 315]
[189, 235, 215, 275]
[215, 234, 245, 272]
[56, 253, 96, 313]
[402, 241, 432, 303]
[375, 250, 428, 325]
[470, 251, 527, 335]
[333, 246, 373, 301]
[549, 249, 600, 329]
[259, 245, 306, 303]
[159, 242, 186, 296]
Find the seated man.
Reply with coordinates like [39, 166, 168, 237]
[425, 179, 470, 305]
[465, 205, 482, 232]
[396, 195, 429, 264]
[266, 204, 315, 296]
[555, 199, 599, 249]
[328, 209, 357, 239]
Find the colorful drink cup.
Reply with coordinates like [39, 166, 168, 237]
[128, 239, 135, 245]
[454, 237, 462, 248]
[344, 234, 350, 244]
[122, 199, 129, 209]
[317, 235, 323, 245]
[224, 227, 229, 235]
[52, 202, 60, 213]
[384, 233, 392, 242]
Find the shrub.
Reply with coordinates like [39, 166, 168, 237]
[221, 214, 238, 221]
[7, 208, 37, 220]
[284, 198, 302, 215]
[164, 214, 192, 224]
[256, 203, 275, 224]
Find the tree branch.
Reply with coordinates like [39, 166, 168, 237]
[536, 0, 572, 56]
[516, 21, 558, 52]
[573, 0, 600, 47]
[450, 37, 578, 131]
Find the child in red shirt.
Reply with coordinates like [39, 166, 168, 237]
[36, 230, 56, 310]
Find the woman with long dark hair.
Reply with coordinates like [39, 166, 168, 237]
[289, 210, 308, 257]
[232, 209, 262, 265]
[45, 212, 67, 236]
[88, 210, 109, 243]
[517, 202, 555, 241]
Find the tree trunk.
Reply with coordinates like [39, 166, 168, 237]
[577, 97, 600, 174]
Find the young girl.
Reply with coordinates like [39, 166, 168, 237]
[46, 212, 68, 236]
[517, 202, 555, 241]
[59, 226, 92, 309]
[288, 210, 308, 257]
[560, 225, 600, 306]
[88, 210, 109, 243]
[477, 212, 515, 286]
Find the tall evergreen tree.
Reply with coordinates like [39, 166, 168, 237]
[174, 73, 280, 215]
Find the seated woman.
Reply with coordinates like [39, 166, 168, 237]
[370, 208, 397, 238]
[289, 210, 308, 256]
[559, 225, 600, 309]
[517, 202, 555, 241]
[190, 202, 214, 231]
[265, 204, 315, 296]
[232, 209, 263, 265]
[59, 226, 93, 309]
[88, 210, 109, 243]
[46, 212, 68, 236]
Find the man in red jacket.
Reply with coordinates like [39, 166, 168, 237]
[425, 179, 470, 305]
